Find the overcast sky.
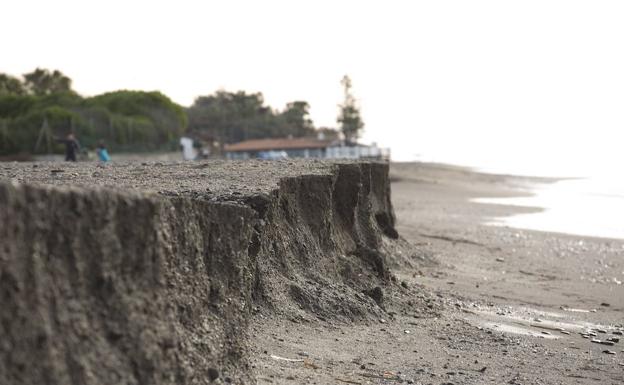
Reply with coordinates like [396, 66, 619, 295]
[3, 0, 623, 174]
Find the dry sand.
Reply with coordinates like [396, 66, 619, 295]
[251, 162, 624, 384]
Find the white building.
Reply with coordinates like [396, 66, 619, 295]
[224, 137, 390, 160]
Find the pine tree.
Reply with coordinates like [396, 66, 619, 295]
[337, 75, 364, 143]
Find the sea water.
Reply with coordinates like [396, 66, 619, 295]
[414, 152, 624, 240]
[474, 175, 624, 240]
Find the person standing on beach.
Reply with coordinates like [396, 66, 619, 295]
[179, 136, 196, 160]
[96, 141, 111, 163]
[56, 132, 81, 162]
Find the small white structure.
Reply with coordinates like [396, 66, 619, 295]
[325, 143, 390, 160]
[179, 137, 196, 160]
[224, 137, 390, 160]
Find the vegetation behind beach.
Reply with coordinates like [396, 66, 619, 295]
[0, 68, 347, 157]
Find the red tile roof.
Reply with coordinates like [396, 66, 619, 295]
[224, 138, 332, 152]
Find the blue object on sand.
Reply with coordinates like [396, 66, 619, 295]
[97, 148, 111, 162]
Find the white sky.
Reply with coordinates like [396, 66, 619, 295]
[3, 0, 624, 175]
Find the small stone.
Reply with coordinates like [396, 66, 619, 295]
[613, 331, 623, 336]
[404, 330, 411, 334]
[560, 331, 570, 335]
[496, 257, 505, 262]
[360, 364, 366, 369]
[380, 319, 386, 324]
[591, 339, 601, 344]
[600, 302, 610, 307]
[541, 331, 551, 335]
[401, 281, 409, 289]
[597, 329, 607, 334]
[600, 341, 615, 346]
[207, 367, 219, 381]
[603, 350, 616, 355]
[607, 337, 620, 343]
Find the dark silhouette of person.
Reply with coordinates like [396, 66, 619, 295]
[56, 133, 81, 162]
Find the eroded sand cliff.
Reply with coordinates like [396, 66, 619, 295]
[0, 160, 400, 384]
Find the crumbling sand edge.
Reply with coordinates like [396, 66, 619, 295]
[0, 162, 399, 385]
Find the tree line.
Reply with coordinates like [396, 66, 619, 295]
[0, 69, 363, 157]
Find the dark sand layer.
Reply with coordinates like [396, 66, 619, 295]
[251, 162, 624, 384]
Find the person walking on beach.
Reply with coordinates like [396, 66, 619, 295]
[56, 132, 81, 162]
[96, 141, 111, 163]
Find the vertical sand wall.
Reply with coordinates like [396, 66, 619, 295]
[0, 163, 398, 384]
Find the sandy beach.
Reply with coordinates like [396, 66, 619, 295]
[1, 160, 623, 384]
[251, 162, 624, 384]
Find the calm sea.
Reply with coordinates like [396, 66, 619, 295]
[474, 175, 624, 240]
[416, 153, 624, 240]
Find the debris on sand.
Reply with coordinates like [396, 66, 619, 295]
[304, 360, 321, 370]
[360, 371, 402, 382]
[335, 378, 362, 385]
[270, 355, 304, 363]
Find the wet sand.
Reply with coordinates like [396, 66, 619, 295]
[252, 162, 624, 384]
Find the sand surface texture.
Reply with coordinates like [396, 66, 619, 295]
[251, 162, 624, 385]
[1, 160, 622, 384]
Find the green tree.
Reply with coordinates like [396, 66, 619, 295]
[188, 91, 278, 143]
[337, 75, 364, 143]
[279, 101, 314, 137]
[0, 77, 188, 155]
[86, 90, 187, 147]
[23, 68, 72, 95]
[0, 74, 26, 95]
[188, 91, 320, 144]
